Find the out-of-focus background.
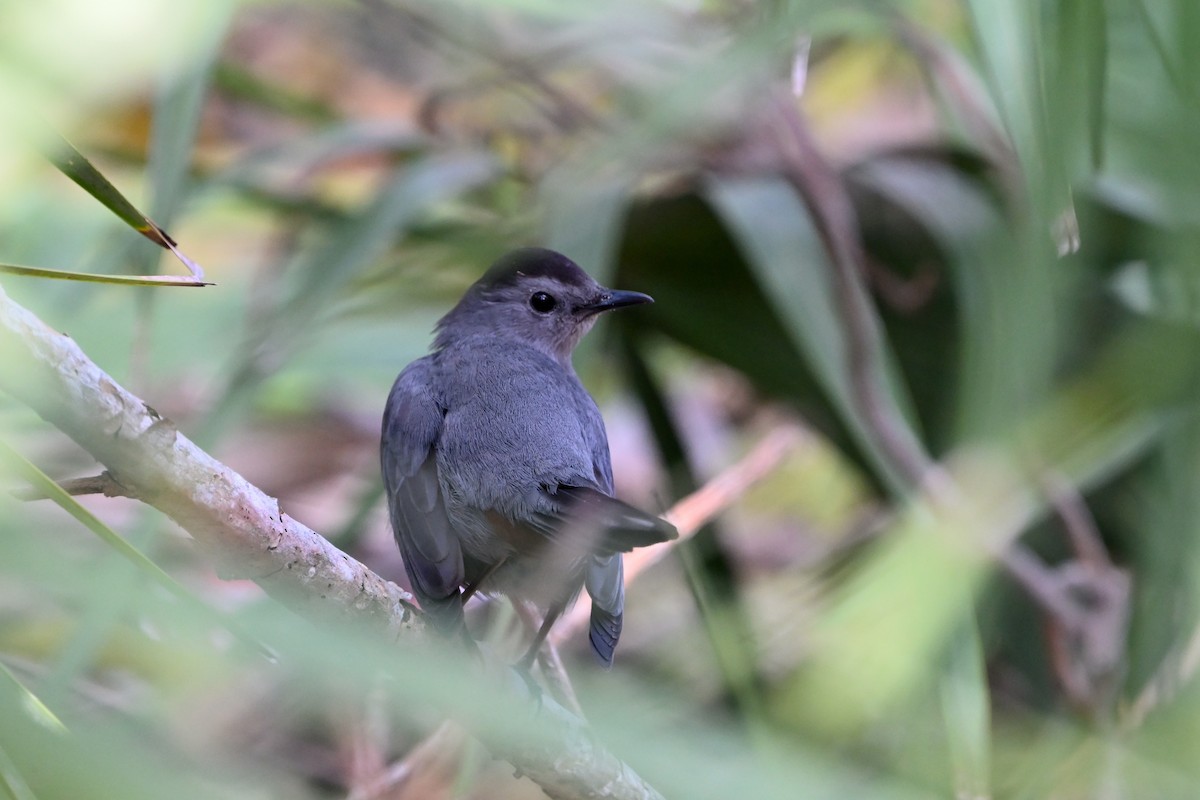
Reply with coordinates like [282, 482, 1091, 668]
[3, 0, 1200, 797]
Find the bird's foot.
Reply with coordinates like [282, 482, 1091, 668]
[513, 661, 545, 712]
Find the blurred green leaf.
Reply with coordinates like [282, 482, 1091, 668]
[707, 175, 923, 495]
[213, 61, 339, 123]
[939, 620, 990, 799]
[542, 170, 631, 285]
[0, 441, 188, 598]
[0, 741, 38, 800]
[144, 12, 230, 239]
[282, 152, 497, 313]
[851, 154, 1058, 439]
[0, 440, 262, 660]
[0, 661, 66, 736]
[207, 150, 497, 437]
[0, 262, 210, 286]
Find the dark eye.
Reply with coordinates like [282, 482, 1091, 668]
[529, 292, 557, 313]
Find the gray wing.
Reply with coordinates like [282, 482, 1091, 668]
[380, 358, 464, 633]
[581, 390, 616, 495]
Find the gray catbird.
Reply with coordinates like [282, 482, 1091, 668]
[381, 247, 677, 668]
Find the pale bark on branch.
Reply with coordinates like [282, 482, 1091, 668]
[0, 285, 664, 800]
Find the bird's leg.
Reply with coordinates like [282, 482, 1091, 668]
[460, 558, 506, 606]
[512, 600, 568, 707]
[517, 599, 568, 673]
[455, 611, 481, 656]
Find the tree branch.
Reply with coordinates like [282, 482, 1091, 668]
[0, 287, 414, 635]
[0, 285, 664, 800]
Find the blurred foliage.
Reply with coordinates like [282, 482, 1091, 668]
[3, 0, 1200, 797]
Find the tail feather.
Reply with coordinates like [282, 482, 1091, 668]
[586, 554, 625, 666]
[554, 484, 677, 553]
[588, 604, 622, 668]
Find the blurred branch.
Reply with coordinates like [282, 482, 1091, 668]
[767, 92, 938, 494]
[999, 475, 1129, 718]
[0, 286, 664, 800]
[1042, 472, 1110, 569]
[893, 18, 1020, 195]
[347, 721, 467, 800]
[997, 545, 1077, 624]
[865, 257, 941, 314]
[664, 425, 811, 538]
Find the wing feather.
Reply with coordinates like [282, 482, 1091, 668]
[381, 359, 464, 632]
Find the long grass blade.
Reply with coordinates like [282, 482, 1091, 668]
[44, 134, 205, 281]
[0, 262, 210, 286]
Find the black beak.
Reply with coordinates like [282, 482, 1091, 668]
[580, 289, 654, 314]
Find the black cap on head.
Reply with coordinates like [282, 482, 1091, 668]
[476, 247, 593, 291]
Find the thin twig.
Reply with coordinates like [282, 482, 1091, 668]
[865, 258, 941, 314]
[345, 721, 467, 800]
[335, 683, 391, 799]
[998, 474, 1129, 717]
[12, 470, 135, 501]
[996, 546, 1078, 624]
[1042, 472, 1111, 569]
[892, 17, 1020, 196]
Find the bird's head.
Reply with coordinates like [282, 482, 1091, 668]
[434, 248, 653, 363]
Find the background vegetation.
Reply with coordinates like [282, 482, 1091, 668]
[2, 0, 1199, 797]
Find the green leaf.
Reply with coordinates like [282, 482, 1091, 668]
[940, 620, 991, 799]
[541, 171, 630, 286]
[0, 660, 66, 737]
[0, 740, 38, 800]
[851, 156, 1055, 439]
[203, 150, 496, 442]
[706, 175, 923, 496]
[0, 441, 190, 594]
[44, 134, 205, 281]
[963, 0, 1040, 153]
[213, 61, 338, 123]
[143, 13, 229, 242]
[0, 440, 259, 659]
[0, 262, 210, 286]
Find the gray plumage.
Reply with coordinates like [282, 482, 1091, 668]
[381, 247, 676, 667]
